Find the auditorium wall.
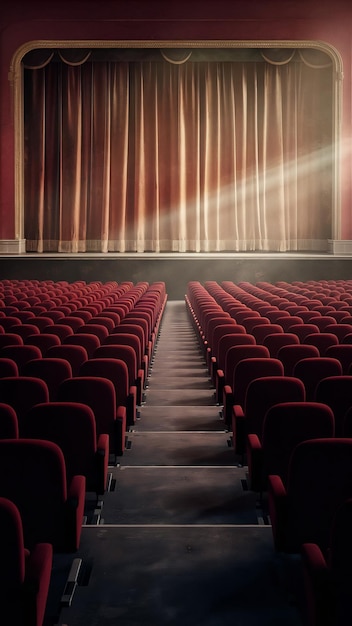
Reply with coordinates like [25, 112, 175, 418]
[1, 0, 352, 293]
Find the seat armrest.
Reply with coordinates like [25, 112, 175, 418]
[231, 404, 245, 455]
[24, 543, 53, 626]
[216, 369, 224, 404]
[137, 367, 145, 405]
[222, 384, 234, 427]
[115, 405, 127, 456]
[246, 433, 263, 492]
[96, 433, 109, 495]
[210, 355, 217, 386]
[301, 543, 334, 626]
[66, 475, 86, 551]
[268, 474, 288, 552]
[127, 385, 137, 427]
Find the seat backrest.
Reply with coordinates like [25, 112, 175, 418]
[0, 497, 25, 587]
[56, 316, 85, 332]
[325, 344, 352, 374]
[0, 333, 24, 348]
[24, 402, 97, 484]
[293, 357, 343, 401]
[242, 317, 270, 333]
[324, 323, 352, 341]
[232, 357, 284, 407]
[303, 332, 339, 356]
[0, 357, 19, 377]
[262, 401, 335, 487]
[42, 324, 74, 341]
[87, 316, 115, 332]
[316, 375, 352, 436]
[0, 402, 19, 438]
[45, 344, 88, 376]
[224, 345, 270, 386]
[58, 375, 117, 450]
[308, 316, 337, 331]
[251, 324, 284, 345]
[0, 316, 22, 331]
[284, 438, 352, 553]
[244, 375, 306, 438]
[0, 439, 75, 551]
[9, 324, 40, 339]
[79, 357, 129, 405]
[94, 344, 137, 382]
[217, 333, 256, 373]
[275, 316, 303, 332]
[287, 321, 320, 339]
[0, 345, 42, 373]
[22, 357, 72, 401]
[277, 344, 320, 375]
[111, 323, 146, 358]
[263, 333, 300, 357]
[328, 497, 352, 578]
[23, 332, 61, 355]
[102, 332, 142, 369]
[76, 323, 109, 343]
[0, 376, 49, 430]
[62, 332, 100, 358]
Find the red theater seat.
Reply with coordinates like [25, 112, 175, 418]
[24, 402, 109, 497]
[232, 375, 305, 456]
[247, 401, 334, 494]
[268, 438, 352, 554]
[0, 439, 85, 552]
[0, 497, 53, 626]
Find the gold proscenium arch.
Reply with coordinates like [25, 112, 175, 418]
[9, 39, 343, 248]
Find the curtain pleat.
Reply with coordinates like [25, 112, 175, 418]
[24, 56, 333, 253]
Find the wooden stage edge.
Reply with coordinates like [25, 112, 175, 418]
[1, 252, 352, 300]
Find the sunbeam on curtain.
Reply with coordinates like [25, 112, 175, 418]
[23, 48, 333, 252]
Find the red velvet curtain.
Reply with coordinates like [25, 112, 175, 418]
[24, 52, 333, 252]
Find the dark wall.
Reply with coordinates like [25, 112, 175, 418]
[1, 256, 352, 300]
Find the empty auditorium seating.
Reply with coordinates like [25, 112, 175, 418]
[268, 438, 352, 554]
[0, 496, 53, 626]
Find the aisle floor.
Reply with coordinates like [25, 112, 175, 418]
[52, 300, 305, 626]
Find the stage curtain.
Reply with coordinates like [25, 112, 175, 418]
[24, 54, 333, 252]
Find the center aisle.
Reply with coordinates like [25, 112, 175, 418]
[57, 300, 304, 626]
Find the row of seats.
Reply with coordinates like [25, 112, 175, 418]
[185, 279, 352, 626]
[0, 279, 167, 625]
[0, 285, 167, 537]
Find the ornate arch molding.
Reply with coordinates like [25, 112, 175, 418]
[9, 39, 343, 251]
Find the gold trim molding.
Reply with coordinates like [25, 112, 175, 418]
[9, 39, 343, 248]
